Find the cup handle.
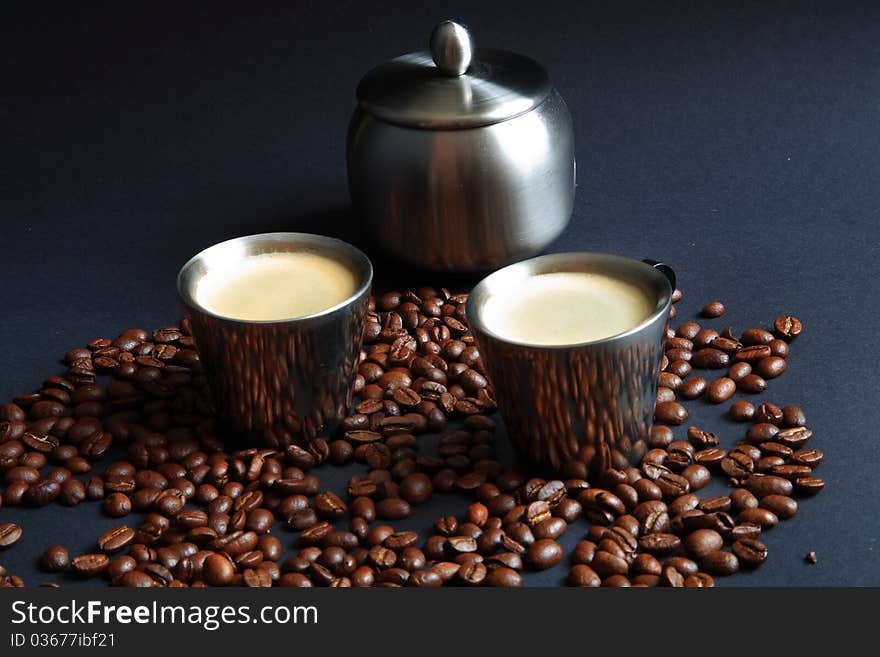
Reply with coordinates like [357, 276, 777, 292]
[642, 259, 676, 291]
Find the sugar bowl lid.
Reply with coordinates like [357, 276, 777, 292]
[356, 21, 551, 129]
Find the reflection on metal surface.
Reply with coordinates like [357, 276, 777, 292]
[348, 90, 575, 272]
[177, 233, 372, 447]
[468, 253, 674, 476]
[348, 22, 575, 272]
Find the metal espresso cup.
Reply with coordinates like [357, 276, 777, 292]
[467, 253, 676, 477]
[177, 233, 372, 448]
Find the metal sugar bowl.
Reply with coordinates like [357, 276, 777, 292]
[347, 21, 576, 272]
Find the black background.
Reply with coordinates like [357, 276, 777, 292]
[1, 0, 877, 586]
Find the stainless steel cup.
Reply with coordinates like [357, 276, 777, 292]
[177, 233, 372, 448]
[467, 253, 675, 476]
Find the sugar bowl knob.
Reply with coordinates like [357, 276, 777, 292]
[429, 20, 473, 76]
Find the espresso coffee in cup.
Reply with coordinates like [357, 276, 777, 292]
[195, 251, 360, 322]
[178, 233, 372, 447]
[468, 253, 675, 475]
[479, 271, 654, 346]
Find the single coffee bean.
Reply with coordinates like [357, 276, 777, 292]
[791, 449, 823, 467]
[705, 377, 736, 404]
[782, 405, 806, 428]
[591, 550, 629, 578]
[730, 488, 759, 512]
[700, 550, 739, 576]
[487, 567, 523, 587]
[204, 553, 236, 586]
[741, 328, 774, 346]
[680, 377, 707, 400]
[794, 477, 825, 495]
[738, 374, 768, 393]
[732, 538, 768, 567]
[104, 493, 132, 518]
[41, 545, 70, 572]
[759, 494, 798, 519]
[638, 533, 681, 556]
[98, 526, 136, 552]
[775, 426, 813, 448]
[745, 474, 793, 498]
[747, 423, 780, 443]
[756, 356, 787, 379]
[691, 348, 729, 369]
[756, 402, 784, 425]
[738, 507, 779, 528]
[701, 301, 725, 318]
[399, 473, 433, 505]
[71, 553, 110, 577]
[684, 529, 723, 559]
[525, 538, 563, 571]
[728, 400, 755, 422]
[721, 451, 753, 478]
[568, 564, 601, 587]
[773, 315, 802, 340]
[728, 361, 752, 382]
[376, 498, 412, 520]
[654, 401, 688, 425]
[0, 523, 23, 548]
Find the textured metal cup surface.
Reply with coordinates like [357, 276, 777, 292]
[177, 233, 372, 448]
[467, 253, 673, 475]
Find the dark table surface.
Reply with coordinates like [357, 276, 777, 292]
[2, 0, 877, 586]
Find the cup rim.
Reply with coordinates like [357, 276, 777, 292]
[177, 232, 373, 324]
[466, 251, 673, 349]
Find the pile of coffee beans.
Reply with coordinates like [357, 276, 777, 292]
[0, 285, 821, 587]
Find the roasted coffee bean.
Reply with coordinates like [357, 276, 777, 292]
[25, 480, 61, 506]
[0, 523, 23, 548]
[486, 567, 522, 587]
[730, 488, 758, 511]
[738, 374, 768, 393]
[773, 315, 802, 340]
[654, 401, 688, 425]
[700, 550, 739, 576]
[41, 545, 70, 572]
[705, 377, 736, 403]
[681, 464, 711, 491]
[568, 564, 601, 587]
[760, 494, 798, 519]
[638, 533, 681, 556]
[721, 451, 754, 478]
[98, 525, 135, 552]
[775, 426, 812, 448]
[755, 402, 783, 425]
[680, 377, 707, 400]
[204, 553, 236, 586]
[591, 550, 629, 578]
[104, 493, 132, 518]
[71, 553, 109, 577]
[790, 448, 823, 468]
[756, 356, 787, 379]
[736, 345, 772, 363]
[741, 328, 774, 346]
[684, 529, 723, 559]
[782, 405, 806, 428]
[655, 472, 690, 498]
[738, 507, 779, 528]
[525, 539, 563, 570]
[745, 474, 793, 498]
[399, 473, 433, 505]
[727, 361, 752, 382]
[728, 400, 755, 422]
[701, 301, 725, 318]
[376, 498, 412, 520]
[691, 348, 729, 369]
[732, 537, 768, 567]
